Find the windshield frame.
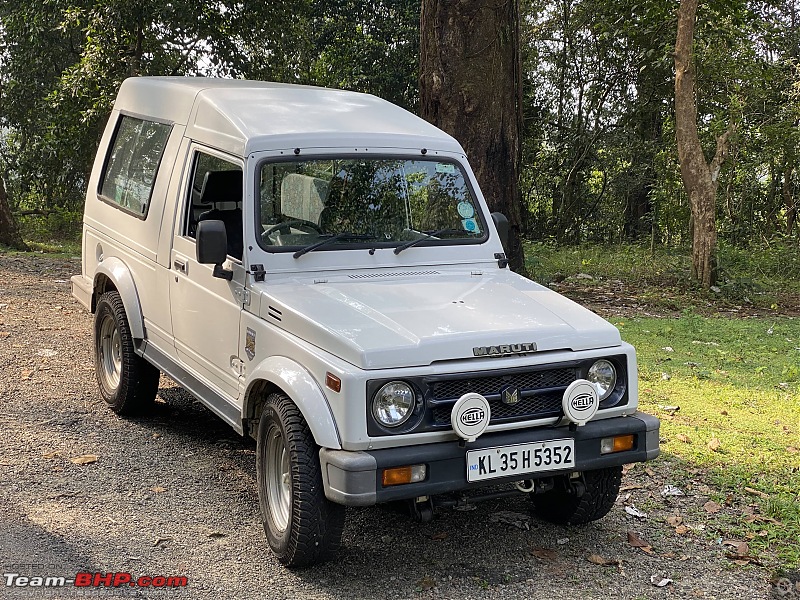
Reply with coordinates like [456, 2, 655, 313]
[253, 153, 489, 255]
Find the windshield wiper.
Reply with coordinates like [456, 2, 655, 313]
[393, 228, 467, 255]
[293, 232, 378, 259]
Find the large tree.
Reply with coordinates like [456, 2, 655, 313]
[674, 0, 733, 287]
[419, 0, 527, 273]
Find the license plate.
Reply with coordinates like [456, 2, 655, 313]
[466, 439, 575, 483]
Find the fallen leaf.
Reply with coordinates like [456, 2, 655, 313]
[150, 486, 167, 493]
[786, 446, 798, 453]
[21, 369, 34, 380]
[703, 500, 721, 514]
[42, 450, 62, 459]
[644, 467, 655, 477]
[625, 506, 648, 519]
[208, 532, 226, 538]
[431, 532, 448, 541]
[744, 486, 769, 499]
[620, 484, 644, 492]
[662, 485, 686, 497]
[0, 332, 10, 338]
[675, 525, 690, 535]
[676, 433, 692, 443]
[666, 515, 683, 527]
[587, 554, 620, 567]
[720, 410, 728, 416]
[70, 454, 97, 465]
[744, 514, 780, 524]
[707, 438, 722, 452]
[723, 540, 749, 556]
[650, 575, 673, 587]
[530, 547, 558, 561]
[627, 531, 654, 554]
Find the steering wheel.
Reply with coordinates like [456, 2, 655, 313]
[261, 218, 324, 241]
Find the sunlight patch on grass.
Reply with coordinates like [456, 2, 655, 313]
[621, 315, 800, 568]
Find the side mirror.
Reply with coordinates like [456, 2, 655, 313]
[196, 220, 233, 280]
[491, 212, 510, 250]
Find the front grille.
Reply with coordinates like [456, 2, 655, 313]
[432, 391, 563, 425]
[426, 367, 577, 427]
[430, 368, 576, 401]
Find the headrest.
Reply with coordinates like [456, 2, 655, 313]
[200, 170, 243, 205]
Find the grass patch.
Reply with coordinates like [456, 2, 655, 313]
[526, 241, 800, 309]
[620, 314, 800, 569]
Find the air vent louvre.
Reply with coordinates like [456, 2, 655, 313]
[268, 306, 282, 321]
[348, 271, 440, 279]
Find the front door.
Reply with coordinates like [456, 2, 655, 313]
[169, 147, 245, 402]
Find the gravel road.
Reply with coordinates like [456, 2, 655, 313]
[0, 253, 777, 599]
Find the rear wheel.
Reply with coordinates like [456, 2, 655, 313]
[93, 291, 160, 415]
[532, 466, 622, 525]
[256, 393, 345, 567]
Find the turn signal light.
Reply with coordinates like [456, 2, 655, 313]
[600, 434, 635, 454]
[325, 372, 341, 393]
[382, 464, 427, 486]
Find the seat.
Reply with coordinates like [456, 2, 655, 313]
[197, 170, 244, 260]
[280, 173, 327, 224]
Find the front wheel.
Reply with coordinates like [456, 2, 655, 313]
[256, 393, 345, 567]
[93, 291, 160, 415]
[531, 466, 622, 525]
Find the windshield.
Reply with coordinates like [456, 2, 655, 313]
[257, 158, 485, 252]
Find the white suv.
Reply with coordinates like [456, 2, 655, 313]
[72, 77, 660, 567]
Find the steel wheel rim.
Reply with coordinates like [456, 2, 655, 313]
[266, 425, 291, 531]
[99, 314, 122, 391]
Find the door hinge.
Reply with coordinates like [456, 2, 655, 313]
[231, 357, 246, 377]
[250, 264, 266, 282]
[494, 253, 509, 269]
[233, 287, 251, 306]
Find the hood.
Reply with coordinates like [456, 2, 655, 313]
[257, 270, 621, 370]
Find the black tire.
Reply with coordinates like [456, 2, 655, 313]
[532, 466, 622, 525]
[256, 393, 345, 568]
[93, 291, 160, 415]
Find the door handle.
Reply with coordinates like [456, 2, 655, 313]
[173, 259, 187, 273]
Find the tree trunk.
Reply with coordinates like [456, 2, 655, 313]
[785, 161, 797, 237]
[0, 176, 29, 251]
[674, 0, 732, 288]
[419, 0, 527, 275]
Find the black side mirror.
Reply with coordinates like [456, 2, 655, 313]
[196, 220, 233, 280]
[491, 212, 510, 250]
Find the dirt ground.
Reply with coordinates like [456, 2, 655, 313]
[0, 253, 784, 599]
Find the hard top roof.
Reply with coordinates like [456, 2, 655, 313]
[113, 77, 464, 157]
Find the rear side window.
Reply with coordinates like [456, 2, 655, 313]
[99, 115, 171, 217]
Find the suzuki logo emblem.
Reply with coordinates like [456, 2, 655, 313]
[501, 387, 520, 405]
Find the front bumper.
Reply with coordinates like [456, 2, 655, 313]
[319, 412, 659, 506]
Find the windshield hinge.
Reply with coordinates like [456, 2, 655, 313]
[250, 264, 266, 282]
[494, 253, 509, 269]
[233, 287, 251, 306]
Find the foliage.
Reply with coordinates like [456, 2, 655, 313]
[622, 314, 800, 567]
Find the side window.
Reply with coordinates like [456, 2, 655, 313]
[185, 151, 243, 260]
[99, 115, 171, 217]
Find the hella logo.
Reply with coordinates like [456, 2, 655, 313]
[460, 408, 486, 426]
[571, 394, 595, 411]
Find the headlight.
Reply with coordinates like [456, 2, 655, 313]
[372, 381, 415, 427]
[587, 360, 617, 400]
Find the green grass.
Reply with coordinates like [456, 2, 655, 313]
[619, 314, 800, 569]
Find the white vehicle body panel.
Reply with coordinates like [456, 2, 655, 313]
[73, 77, 652, 470]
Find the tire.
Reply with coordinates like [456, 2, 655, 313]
[93, 291, 160, 415]
[256, 393, 345, 568]
[532, 466, 622, 525]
